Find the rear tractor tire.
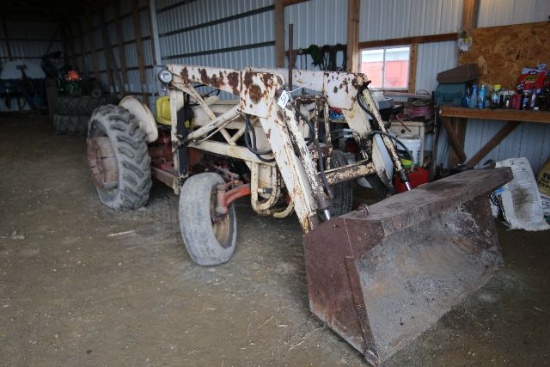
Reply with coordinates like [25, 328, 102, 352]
[87, 105, 152, 210]
[53, 114, 89, 135]
[179, 173, 237, 266]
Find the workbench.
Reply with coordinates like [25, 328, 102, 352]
[438, 106, 550, 168]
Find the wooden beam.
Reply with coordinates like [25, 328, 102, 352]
[274, 0, 285, 68]
[462, 0, 480, 31]
[86, 11, 101, 80]
[283, 0, 308, 5]
[146, 1, 160, 70]
[131, 0, 148, 101]
[74, 19, 90, 76]
[346, 0, 359, 72]
[60, 22, 78, 70]
[113, 3, 129, 91]
[358, 32, 457, 49]
[465, 121, 520, 167]
[408, 43, 418, 93]
[441, 117, 467, 165]
[99, 10, 116, 91]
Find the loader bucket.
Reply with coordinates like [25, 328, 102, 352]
[303, 168, 513, 366]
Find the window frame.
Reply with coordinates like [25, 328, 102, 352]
[359, 45, 411, 91]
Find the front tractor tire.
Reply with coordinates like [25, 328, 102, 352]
[179, 173, 237, 266]
[87, 105, 152, 210]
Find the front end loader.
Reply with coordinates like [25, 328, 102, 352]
[86, 65, 512, 365]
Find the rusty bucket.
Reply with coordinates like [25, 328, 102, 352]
[303, 168, 513, 366]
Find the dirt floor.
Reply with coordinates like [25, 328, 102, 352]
[1, 113, 549, 367]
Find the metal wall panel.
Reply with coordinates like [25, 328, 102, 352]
[478, 0, 550, 27]
[416, 41, 458, 93]
[359, 0, 463, 41]
[284, 0, 348, 50]
[156, 0, 274, 70]
[0, 20, 60, 60]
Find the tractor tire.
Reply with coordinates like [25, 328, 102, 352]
[179, 173, 237, 266]
[328, 149, 354, 217]
[55, 95, 112, 116]
[53, 114, 89, 135]
[87, 104, 152, 211]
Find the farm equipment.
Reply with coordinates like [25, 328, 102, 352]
[86, 65, 512, 365]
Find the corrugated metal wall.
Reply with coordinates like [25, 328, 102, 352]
[359, 0, 463, 40]
[156, 0, 275, 69]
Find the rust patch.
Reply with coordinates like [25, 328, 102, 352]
[243, 71, 255, 88]
[340, 78, 349, 93]
[181, 67, 189, 84]
[248, 84, 262, 104]
[198, 69, 226, 89]
[351, 77, 363, 89]
[227, 72, 240, 95]
[199, 68, 209, 85]
[261, 73, 274, 88]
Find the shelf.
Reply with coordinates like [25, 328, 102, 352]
[439, 106, 550, 124]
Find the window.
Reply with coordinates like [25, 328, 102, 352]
[360, 46, 410, 90]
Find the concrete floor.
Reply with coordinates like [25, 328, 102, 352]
[1, 113, 549, 367]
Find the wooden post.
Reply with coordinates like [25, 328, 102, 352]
[73, 19, 87, 75]
[86, 11, 101, 81]
[447, 0, 479, 166]
[346, 0, 359, 72]
[462, 0, 480, 32]
[132, 0, 149, 102]
[113, 3, 129, 93]
[99, 10, 116, 92]
[408, 43, 418, 93]
[274, 0, 285, 68]
[60, 22, 78, 70]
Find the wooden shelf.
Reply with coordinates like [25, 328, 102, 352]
[439, 106, 550, 124]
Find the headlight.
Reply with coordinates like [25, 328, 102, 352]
[158, 69, 173, 84]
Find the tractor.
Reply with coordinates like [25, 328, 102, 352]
[86, 65, 512, 365]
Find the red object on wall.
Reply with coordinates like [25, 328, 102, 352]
[394, 167, 429, 193]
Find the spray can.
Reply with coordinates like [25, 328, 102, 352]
[478, 84, 486, 109]
[469, 85, 478, 108]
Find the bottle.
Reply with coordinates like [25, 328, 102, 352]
[469, 85, 478, 108]
[463, 84, 472, 107]
[491, 85, 501, 109]
[478, 84, 486, 109]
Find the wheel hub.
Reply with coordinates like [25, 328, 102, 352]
[87, 137, 118, 189]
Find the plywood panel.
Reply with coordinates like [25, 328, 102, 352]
[459, 21, 550, 89]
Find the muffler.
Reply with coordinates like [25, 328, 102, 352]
[303, 168, 513, 366]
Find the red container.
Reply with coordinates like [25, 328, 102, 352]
[394, 167, 429, 193]
[510, 93, 522, 110]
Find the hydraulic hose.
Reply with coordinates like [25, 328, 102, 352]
[244, 115, 275, 163]
[357, 84, 412, 191]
